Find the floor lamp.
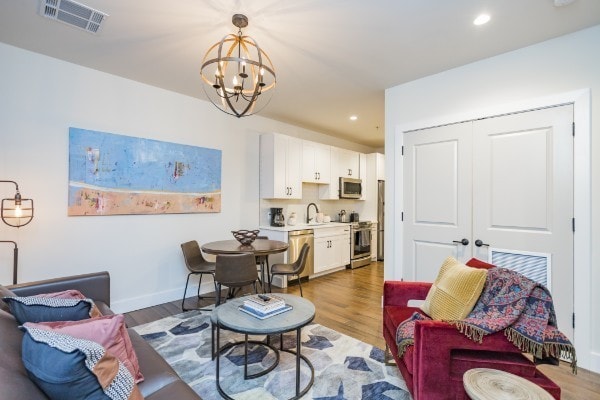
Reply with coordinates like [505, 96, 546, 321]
[1, 180, 34, 284]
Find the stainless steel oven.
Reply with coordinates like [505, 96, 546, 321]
[349, 221, 372, 269]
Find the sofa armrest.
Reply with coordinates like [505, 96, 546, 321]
[412, 319, 523, 399]
[383, 280, 432, 307]
[8, 271, 110, 307]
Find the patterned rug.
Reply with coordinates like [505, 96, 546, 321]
[132, 310, 410, 399]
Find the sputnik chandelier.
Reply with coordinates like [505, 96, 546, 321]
[200, 14, 276, 118]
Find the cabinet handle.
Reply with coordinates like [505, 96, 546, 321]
[317, 172, 320, 180]
[475, 239, 489, 247]
[289, 187, 293, 196]
[350, 169, 352, 176]
[314, 172, 317, 180]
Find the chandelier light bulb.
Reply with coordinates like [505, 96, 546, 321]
[14, 204, 22, 218]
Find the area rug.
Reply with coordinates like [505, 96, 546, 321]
[132, 310, 410, 400]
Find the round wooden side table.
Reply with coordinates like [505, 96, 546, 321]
[463, 368, 554, 400]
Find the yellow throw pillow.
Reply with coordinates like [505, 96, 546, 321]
[420, 256, 487, 321]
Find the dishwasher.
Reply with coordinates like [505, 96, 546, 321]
[288, 229, 314, 282]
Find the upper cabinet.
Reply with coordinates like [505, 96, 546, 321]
[302, 141, 330, 184]
[260, 133, 302, 199]
[359, 153, 367, 200]
[337, 148, 360, 178]
[318, 147, 366, 200]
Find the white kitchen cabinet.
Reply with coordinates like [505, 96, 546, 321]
[337, 148, 360, 178]
[318, 147, 361, 200]
[260, 133, 302, 199]
[358, 152, 367, 200]
[313, 226, 350, 274]
[302, 141, 330, 184]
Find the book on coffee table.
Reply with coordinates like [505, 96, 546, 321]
[243, 294, 286, 313]
[238, 304, 293, 320]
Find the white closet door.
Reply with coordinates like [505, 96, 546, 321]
[403, 122, 473, 282]
[472, 105, 574, 340]
[403, 105, 574, 340]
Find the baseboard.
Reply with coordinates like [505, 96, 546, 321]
[590, 351, 600, 374]
[110, 280, 217, 314]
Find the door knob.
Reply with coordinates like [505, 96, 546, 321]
[452, 238, 469, 246]
[475, 239, 489, 247]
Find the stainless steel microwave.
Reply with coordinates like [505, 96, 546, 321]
[339, 177, 362, 199]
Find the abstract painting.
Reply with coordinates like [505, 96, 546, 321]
[68, 128, 221, 216]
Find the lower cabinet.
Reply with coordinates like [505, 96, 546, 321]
[314, 226, 350, 274]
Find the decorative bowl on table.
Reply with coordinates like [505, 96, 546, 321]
[232, 229, 260, 245]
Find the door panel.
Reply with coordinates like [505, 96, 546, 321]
[403, 122, 472, 281]
[473, 105, 574, 340]
[488, 129, 549, 230]
[415, 140, 459, 224]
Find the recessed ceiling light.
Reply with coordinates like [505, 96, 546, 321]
[350, 115, 358, 121]
[473, 14, 491, 26]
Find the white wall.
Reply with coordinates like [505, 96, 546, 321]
[0, 42, 374, 313]
[384, 25, 600, 372]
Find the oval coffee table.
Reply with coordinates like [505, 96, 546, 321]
[463, 368, 554, 400]
[214, 293, 315, 400]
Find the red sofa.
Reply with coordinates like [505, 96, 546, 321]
[382, 260, 561, 400]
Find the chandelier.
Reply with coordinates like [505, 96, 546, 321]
[200, 14, 276, 118]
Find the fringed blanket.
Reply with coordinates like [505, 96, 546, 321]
[396, 267, 577, 372]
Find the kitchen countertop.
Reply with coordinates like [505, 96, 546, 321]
[259, 222, 351, 232]
[260, 221, 376, 232]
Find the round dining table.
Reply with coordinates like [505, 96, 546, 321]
[201, 239, 289, 292]
[201, 239, 289, 257]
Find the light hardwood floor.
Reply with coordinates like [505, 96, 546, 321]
[124, 262, 600, 400]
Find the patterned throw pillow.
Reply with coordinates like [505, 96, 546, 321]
[35, 289, 103, 318]
[4, 296, 95, 325]
[420, 256, 488, 321]
[25, 314, 144, 383]
[21, 326, 143, 400]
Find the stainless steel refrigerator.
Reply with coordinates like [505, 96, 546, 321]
[377, 180, 384, 261]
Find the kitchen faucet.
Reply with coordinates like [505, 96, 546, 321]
[306, 202, 319, 224]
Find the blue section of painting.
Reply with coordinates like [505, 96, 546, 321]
[68, 128, 221, 193]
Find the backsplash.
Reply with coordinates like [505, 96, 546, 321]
[260, 183, 372, 226]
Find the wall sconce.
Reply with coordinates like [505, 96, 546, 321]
[1, 180, 34, 227]
[1, 180, 34, 284]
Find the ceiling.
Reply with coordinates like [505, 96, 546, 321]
[1, 1, 600, 148]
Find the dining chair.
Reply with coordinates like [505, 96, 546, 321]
[214, 253, 259, 305]
[269, 243, 310, 297]
[180, 240, 217, 312]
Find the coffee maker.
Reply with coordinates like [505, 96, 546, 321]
[270, 208, 285, 227]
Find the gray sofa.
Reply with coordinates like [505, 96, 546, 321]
[1, 271, 201, 400]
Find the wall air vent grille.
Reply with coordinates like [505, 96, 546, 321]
[40, 0, 108, 34]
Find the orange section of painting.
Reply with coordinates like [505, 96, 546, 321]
[68, 187, 221, 216]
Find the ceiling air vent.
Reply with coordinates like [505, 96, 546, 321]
[40, 0, 108, 34]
